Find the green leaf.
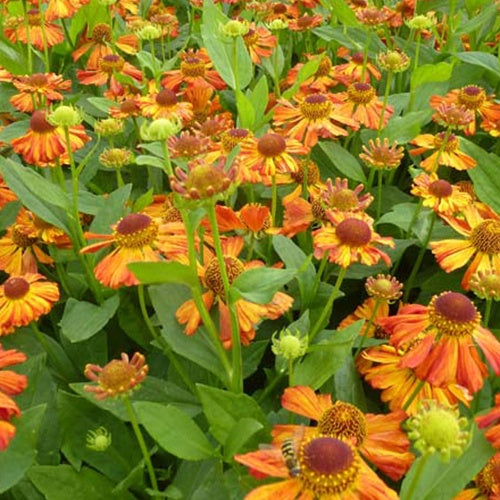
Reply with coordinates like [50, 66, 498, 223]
[0, 37, 28, 74]
[135, 155, 165, 169]
[400, 425, 494, 500]
[197, 384, 269, 445]
[410, 62, 454, 90]
[0, 200, 21, 231]
[28, 465, 135, 500]
[461, 138, 500, 213]
[128, 261, 198, 287]
[249, 76, 269, 128]
[317, 141, 367, 182]
[282, 56, 321, 99]
[86, 97, 116, 114]
[231, 267, 295, 303]
[0, 405, 47, 493]
[59, 295, 120, 343]
[0, 158, 70, 231]
[455, 52, 500, 77]
[89, 185, 132, 233]
[236, 90, 255, 130]
[0, 119, 29, 142]
[134, 402, 215, 460]
[383, 110, 432, 144]
[223, 418, 264, 461]
[334, 357, 366, 411]
[319, 0, 359, 26]
[294, 321, 362, 389]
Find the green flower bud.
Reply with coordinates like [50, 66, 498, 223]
[272, 328, 308, 360]
[406, 14, 435, 31]
[99, 148, 134, 168]
[267, 19, 288, 31]
[135, 23, 163, 41]
[221, 20, 249, 38]
[86, 427, 112, 451]
[48, 105, 83, 127]
[141, 118, 181, 141]
[94, 118, 124, 137]
[406, 400, 470, 463]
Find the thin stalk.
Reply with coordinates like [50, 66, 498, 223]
[206, 202, 243, 393]
[354, 298, 381, 357]
[483, 299, 492, 328]
[366, 167, 376, 190]
[403, 211, 436, 301]
[310, 266, 347, 341]
[149, 39, 159, 82]
[161, 141, 173, 177]
[376, 169, 384, 220]
[378, 72, 393, 134]
[38, 7, 51, 72]
[116, 167, 124, 188]
[403, 378, 425, 412]
[360, 29, 372, 82]
[22, 0, 33, 73]
[271, 174, 277, 226]
[122, 396, 159, 499]
[256, 372, 285, 404]
[288, 358, 294, 387]
[137, 285, 196, 395]
[232, 38, 239, 91]
[311, 252, 329, 298]
[408, 32, 421, 111]
[272, 44, 281, 98]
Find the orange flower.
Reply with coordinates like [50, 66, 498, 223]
[0, 274, 60, 336]
[81, 213, 163, 289]
[0, 344, 28, 450]
[288, 13, 324, 31]
[76, 54, 143, 99]
[476, 394, 500, 449]
[72, 23, 138, 70]
[0, 210, 54, 275]
[10, 73, 71, 113]
[454, 454, 500, 500]
[284, 55, 338, 93]
[4, 10, 64, 50]
[243, 24, 276, 64]
[45, 0, 89, 20]
[215, 203, 272, 237]
[430, 204, 500, 289]
[237, 132, 308, 177]
[139, 87, 193, 122]
[338, 297, 390, 338]
[379, 291, 500, 394]
[333, 51, 381, 86]
[273, 92, 358, 147]
[168, 132, 211, 160]
[411, 173, 471, 215]
[10, 110, 90, 167]
[313, 211, 394, 268]
[357, 344, 472, 415]
[274, 386, 414, 480]
[359, 138, 404, 170]
[175, 237, 293, 348]
[235, 433, 398, 499]
[430, 85, 500, 136]
[0, 175, 16, 209]
[84, 352, 148, 400]
[109, 98, 142, 120]
[336, 83, 393, 129]
[409, 132, 476, 172]
[161, 49, 226, 91]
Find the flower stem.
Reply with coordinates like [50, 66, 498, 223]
[408, 31, 421, 112]
[360, 29, 372, 82]
[310, 266, 347, 341]
[206, 202, 243, 393]
[378, 72, 393, 134]
[232, 38, 239, 91]
[161, 141, 173, 178]
[403, 378, 425, 412]
[271, 174, 278, 226]
[403, 211, 435, 301]
[21, 0, 33, 73]
[122, 395, 160, 499]
[288, 358, 294, 387]
[483, 298, 492, 327]
[354, 298, 381, 358]
[137, 285, 197, 395]
[376, 169, 384, 220]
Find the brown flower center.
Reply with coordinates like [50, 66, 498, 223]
[29, 73, 48, 88]
[99, 359, 137, 393]
[156, 88, 178, 106]
[316, 56, 332, 77]
[300, 94, 333, 120]
[351, 52, 364, 64]
[243, 29, 259, 47]
[347, 83, 376, 104]
[181, 57, 206, 78]
[221, 128, 249, 152]
[27, 9, 41, 26]
[458, 85, 486, 110]
[100, 55, 125, 74]
[297, 15, 314, 29]
[3, 276, 30, 299]
[318, 402, 367, 446]
[257, 133, 286, 157]
[114, 213, 158, 248]
[30, 110, 56, 133]
[163, 207, 183, 223]
[92, 23, 112, 43]
[291, 159, 320, 185]
[428, 179, 453, 198]
[299, 437, 360, 496]
[433, 132, 459, 152]
[311, 199, 326, 221]
[476, 455, 500, 497]
[173, 135, 206, 157]
[273, 3, 287, 14]
[428, 291, 479, 337]
[470, 219, 500, 254]
[329, 189, 359, 211]
[119, 99, 140, 114]
[204, 256, 244, 296]
[12, 225, 38, 248]
[336, 218, 371, 246]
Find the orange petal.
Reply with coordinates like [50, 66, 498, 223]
[281, 386, 332, 420]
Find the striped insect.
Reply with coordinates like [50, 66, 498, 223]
[281, 437, 301, 477]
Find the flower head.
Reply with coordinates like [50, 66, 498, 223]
[140, 117, 181, 141]
[272, 328, 308, 360]
[221, 19, 249, 37]
[432, 104, 475, 130]
[48, 105, 83, 127]
[406, 400, 469, 462]
[86, 427, 112, 451]
[469, 270, 500, 301]
[377, 50, 410, 72]
[84, 352, 148, 399]
[0, 274, 59, 336]
[99, 148, 134, 169]
[94, 118, 124, 137]
[365, 274, 403, 301]
[360, 138, 404, 170]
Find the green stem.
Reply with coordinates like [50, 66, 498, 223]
[232, 38, 239, 92]
[122, 396, 159, 499]
[376, 169, 384, 220]
[272, 44, 281, 98]
[405, 455, 429, 500]
[403, 378, 425, 412]
[137, 285, 196, 395]
[360, 29, 372, 82]
[161, 140, 173, 178]
[149, 39, 159, 81]
[271, 174, 277, 226]
[116, 168, 124, 188]
[206, 202, 243, 393]
[22, 0, 33, 73]
[310, 266, 347, 341]
[38, 7, 51, 72]
[354, 298, 381, 358]
[366, 167, 376, 190]
[483, 298, 492, 327]
[256, 372, 285, 404]
[408, 32, 421, 112]
[288, 358, 294, 387]
[378, 72, 393, 134]
[403, 212, 436, 302]
[311, 252, 329, 298]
